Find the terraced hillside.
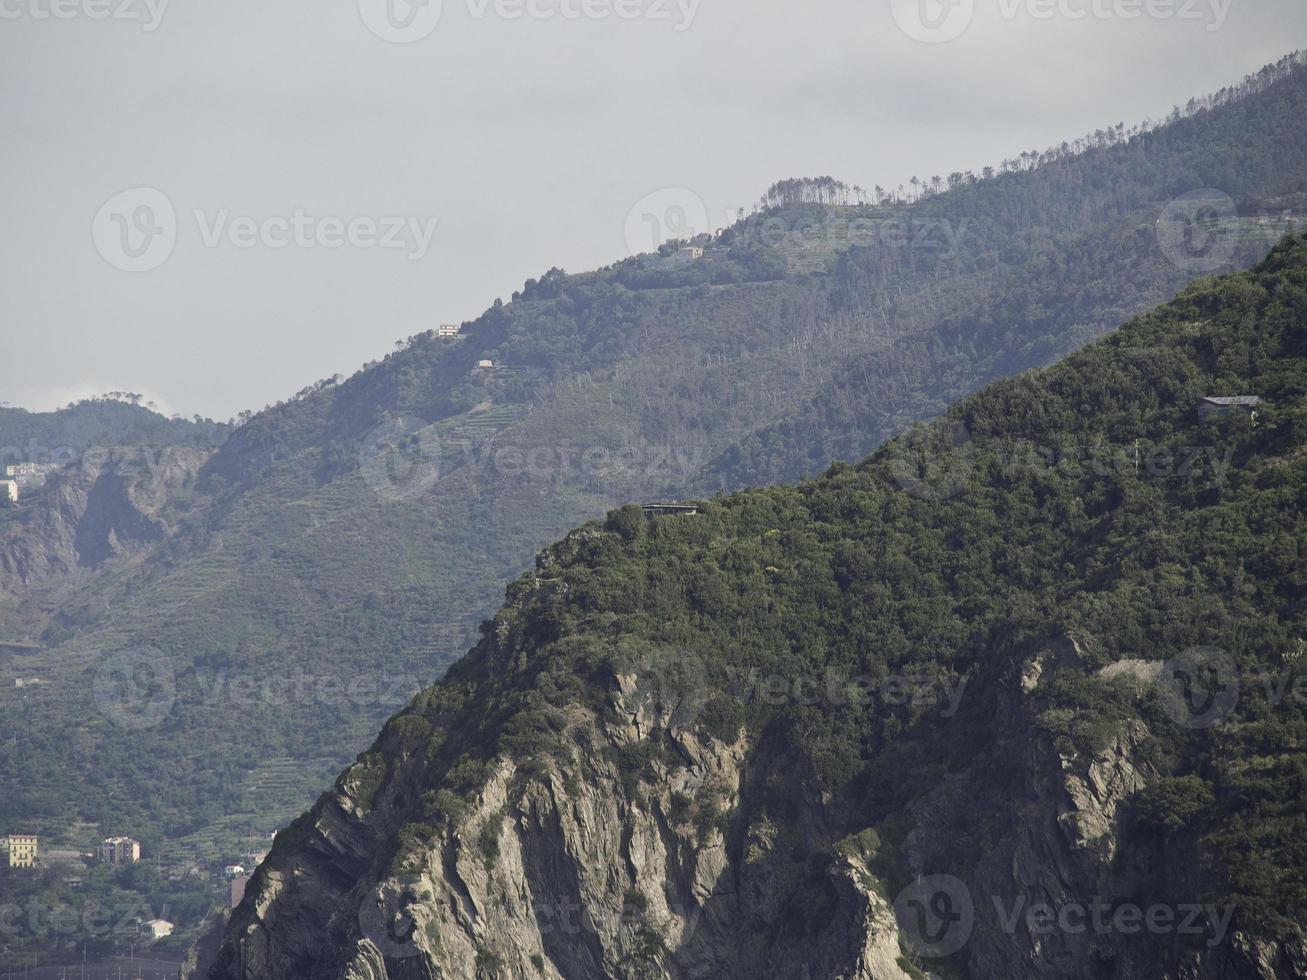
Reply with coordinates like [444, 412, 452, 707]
[2, 54, 1306, 898]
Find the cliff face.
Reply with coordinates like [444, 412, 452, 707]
[201, 233, 1307, 979]
[0, 446, 207, 591]
[206, 648, 916, 980]
[200, 636, 1302, 980]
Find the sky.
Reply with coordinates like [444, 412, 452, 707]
[1, 0, 1305, 421]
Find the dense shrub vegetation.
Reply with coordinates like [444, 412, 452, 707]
[355, 233, 1307, 943]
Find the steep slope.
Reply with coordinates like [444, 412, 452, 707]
[206, 233, 1307, 979]
[6, 56, 1307, 878]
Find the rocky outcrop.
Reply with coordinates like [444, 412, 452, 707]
[199, 612, 1307, 980]
[200, 626, 1307, 980]
[207, 656, 914, 980]
[0, 446, 207, 590]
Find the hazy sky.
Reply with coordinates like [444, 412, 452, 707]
[2, 0, 1305, 420]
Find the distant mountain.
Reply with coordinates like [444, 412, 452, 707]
[3, 55, 1307, 938]
[203, 230, 1307, 980]
[0, 397, 228, 463]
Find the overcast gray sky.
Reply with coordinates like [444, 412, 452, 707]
[2, 0, 1305, 420]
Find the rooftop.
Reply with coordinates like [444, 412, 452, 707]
[1202, 395, 1263, 406]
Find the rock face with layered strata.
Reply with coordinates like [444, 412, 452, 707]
[195, 615, 1307, 980]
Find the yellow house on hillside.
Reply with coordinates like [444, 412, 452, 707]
[6, 834, 38, 868]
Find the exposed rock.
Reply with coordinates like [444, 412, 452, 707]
[0, 446, 208, 591]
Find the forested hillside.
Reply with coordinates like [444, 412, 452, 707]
[2, 55, 1306, 926]
[0, 397, 228, 460]
[207, 231, 1307, 980]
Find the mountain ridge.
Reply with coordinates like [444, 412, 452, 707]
[200, 230, 1307, 979]
[4, 57, 1307, 939]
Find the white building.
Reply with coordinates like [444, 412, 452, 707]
[102, 836, 141, 866]
[0, 479, 17, 503]
[142, 919, 174, 940]
[5, 462, 59, 493]
[437, 323, 460, 337]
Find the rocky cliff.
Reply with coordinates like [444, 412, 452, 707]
[0, 446, 208, 591]
[199, 234, 1307, 978]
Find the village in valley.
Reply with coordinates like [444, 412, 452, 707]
[0, 827, 270, 975]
